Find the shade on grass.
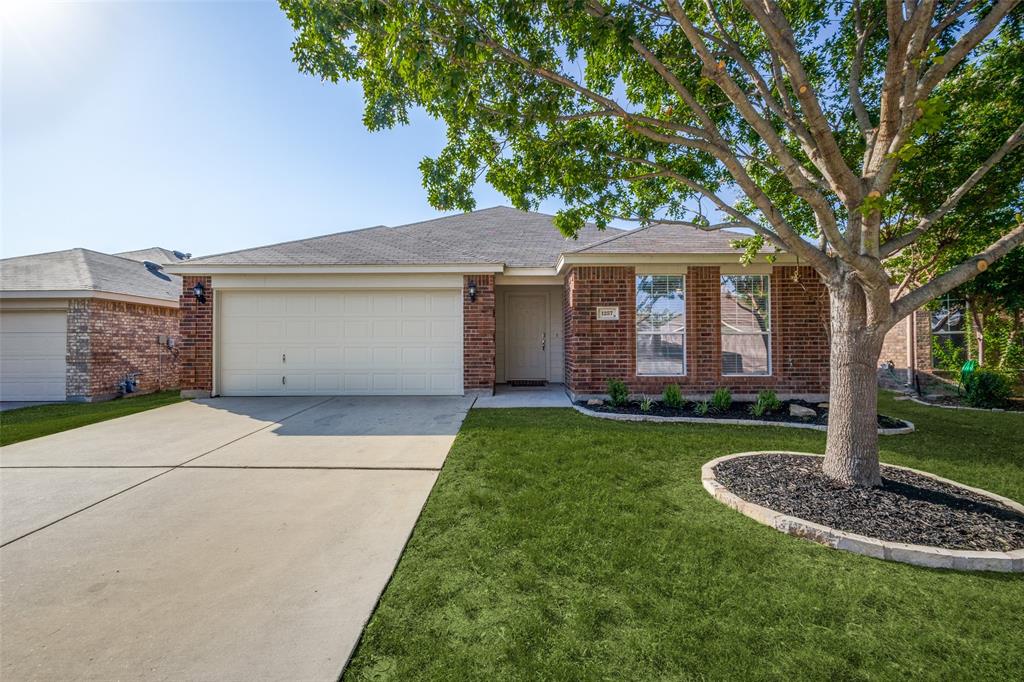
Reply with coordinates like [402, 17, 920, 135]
[0, 391, 183, 447]
[345, 393, 1023, 680]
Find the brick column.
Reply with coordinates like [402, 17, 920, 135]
[463, 275, 496, 393]
[65, 299, 92, 401]
[179, 275, 214, 397]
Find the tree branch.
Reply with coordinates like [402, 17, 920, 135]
[892, 222, 1024, 320]
[880, 121, 1024, 257]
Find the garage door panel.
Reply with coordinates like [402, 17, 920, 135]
[218, 291, 462, 396]
[0, 311, 67, 401]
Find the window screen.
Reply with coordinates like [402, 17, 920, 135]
[720, 274, 771, 376]
[636, 275, 686, 376]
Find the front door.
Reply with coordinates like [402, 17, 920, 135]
[506, 294, 548, 381]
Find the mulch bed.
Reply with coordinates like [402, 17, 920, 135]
[580, 399, 909, 429]
[912, 394, 1024, 412]
[713, 454, 1024, 552]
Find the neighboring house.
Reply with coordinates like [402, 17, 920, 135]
[0, 248, 183, 402]
[115, 247, 192, 266]
[165, 206, 830, 400]
[880, 293, 973, 388]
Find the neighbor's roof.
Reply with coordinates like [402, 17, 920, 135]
[568, 222, 766, 255]
[180, 207, 619, 268]
[178, 206, 754, 270]
[115, 247, 190, 265]
[0, 248, 180, 302]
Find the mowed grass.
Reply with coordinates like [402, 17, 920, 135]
[345, 393, 1024, 681]
[0, 391, 182, 446]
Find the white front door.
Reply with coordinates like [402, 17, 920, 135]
[0, 310, 68, 401]
[218, 290, 463, 396]
[505, 294, 548, 380]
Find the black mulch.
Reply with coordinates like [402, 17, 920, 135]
[713, 454, 1024, 551]
[914, 394, 1024, 412]
[580, 399, 909, 429]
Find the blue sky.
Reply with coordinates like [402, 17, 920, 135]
[2, 0, 573, 259]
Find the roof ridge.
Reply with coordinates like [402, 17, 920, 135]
[186, 224, 389, 263]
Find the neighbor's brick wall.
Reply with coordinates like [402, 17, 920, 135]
[179, 276, 214, 393]
[879, 298, 935, 388]
[65, 298, 180, 401]
[463, 275, 496, 390]
[563, 265, 830, 397]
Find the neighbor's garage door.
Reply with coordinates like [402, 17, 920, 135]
[218, 290, 462, 396]
[0, 310, 68, 401]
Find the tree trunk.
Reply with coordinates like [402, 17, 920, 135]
[821, 281, 884, 487]
[970, 304, 985, 366]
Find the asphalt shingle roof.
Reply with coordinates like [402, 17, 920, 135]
[180, 207, 755, 269]
[115, 247, 191, 265]
[0, 248, 180, 302]
[183, 207, 619, 268]
[568, 222, 761, 254]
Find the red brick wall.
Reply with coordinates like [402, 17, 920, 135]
[880, 304, 933, 385]
[563, 265, 830, 397]
[65, 298, 180, 400]
[179, 276, 214, 394]
[463, 275, 496, 391]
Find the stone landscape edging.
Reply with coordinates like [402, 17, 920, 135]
[572, 404, 915, 435]
[701, 451, 1024, 573]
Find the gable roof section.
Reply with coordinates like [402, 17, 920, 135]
[568, 222, 764, 255]
[0, 248, 181, 303]
[178, 207, 619, 269]
[115, 247, 190, 265]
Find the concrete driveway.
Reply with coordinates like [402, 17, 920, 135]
[0, 395, 473, 681]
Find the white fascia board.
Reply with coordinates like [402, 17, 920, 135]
[212, 273, 465, 290]
[556, 252, 796, 273]
[164, 263, 506, 275]
[0, 290, 179, 308]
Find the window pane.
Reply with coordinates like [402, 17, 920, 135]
[722, 333, 770, 375]
[721, 275, 770, 334]
[637, 275, 685, 333]
[638, 333, 685, 375]
[931, 297, 966, 334]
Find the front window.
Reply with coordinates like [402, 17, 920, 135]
[931, 295, 967, 369]
[636, 275, 686, 376]
[720, 274, 771, 376]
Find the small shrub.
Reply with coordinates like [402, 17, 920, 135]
[964, 369, 1012, 409]
[694, 400, 711, 416]
[662, 383, 684, 409]
[750, 389, 781, 417]
[932, 337, 965, 375]
[711, 387, 732, 412]
[607, 378, 629, 407]
[640, 395, 653, 413]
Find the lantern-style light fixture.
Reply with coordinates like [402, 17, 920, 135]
[193, 281, 207, 304]
[467, 280, 478, 302]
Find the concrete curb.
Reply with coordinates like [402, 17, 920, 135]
[905, 396, 1023, 414]
[572, 404, 915, 436]
[701, 451, 1024, 572]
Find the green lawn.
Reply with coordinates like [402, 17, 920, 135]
[346, 392, 1024, 680]
[0, 391, 183, 446]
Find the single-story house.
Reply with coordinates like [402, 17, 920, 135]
[165, 207, 830, 400]
[0, 248, 183, 402]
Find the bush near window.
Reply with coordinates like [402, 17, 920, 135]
[694, 400, 711, 416]
[640, 395, 653, 413]
[711, 388, 733, 413]
[662, 384, 685, 409]
[964, 369, 1012, 409]
[607, 378, 629, 407]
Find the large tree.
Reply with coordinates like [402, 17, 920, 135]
[280, 0, 1024, 486]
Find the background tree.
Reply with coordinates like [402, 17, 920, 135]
[280, 0, 1024, 486]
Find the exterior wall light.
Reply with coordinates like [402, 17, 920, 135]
[467, 280, 478, 302]
[193, 281, 207, 303]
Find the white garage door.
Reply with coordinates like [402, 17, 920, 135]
[218, 290, 463, 396]
[0, 310, 68, 401]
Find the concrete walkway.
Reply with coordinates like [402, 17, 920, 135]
[0, 395, 472, 681]
[473, 383, 572, 408]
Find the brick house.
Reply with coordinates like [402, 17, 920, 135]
[0, 248, 185, 402]
[166, 207, 831, 401]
